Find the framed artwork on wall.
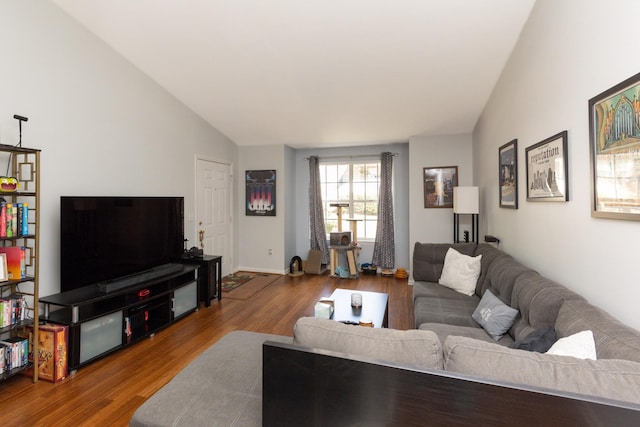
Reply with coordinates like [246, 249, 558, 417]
[589, 71, 640, 220]
[423, 166, 458, 208]
[525, 131, 569, 202]
[246, 170, 276, 216]
[499, 139, 518, 209]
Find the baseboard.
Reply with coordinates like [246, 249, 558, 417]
[233, 266, 287, 275]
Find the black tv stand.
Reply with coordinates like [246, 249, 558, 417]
[97, 263, 184, 293]
[40, 264, 199, 371]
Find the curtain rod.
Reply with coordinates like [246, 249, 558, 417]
[304, 153, 398, 161]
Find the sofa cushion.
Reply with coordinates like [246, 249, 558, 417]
[438, 248, 482, 296]
[476, 254, 530, 306]
[443, 335, 640, 405]
[412, 242, 477, 283]
[413, 279, 481, 302]
[546, 330, 596, 360]
[555, 299, 640, 362]
[419, 322, 514, 346]
[414, 294, 479, 328]
[509, 271, 585, 341]
[509, 326, 557, 353]
[293, 317, 443, 370]
[472, 289, 519, 341]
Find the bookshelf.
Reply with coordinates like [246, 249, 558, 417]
[0, 144, 40, 382]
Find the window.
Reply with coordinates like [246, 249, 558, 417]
[319, 160, 380, 241]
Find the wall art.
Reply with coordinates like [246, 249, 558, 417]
[246, 170, 276, 216]
[589, 71, 640, 220]
[526, 131, 568, 202]
[423, 166, 458, 208]
[499, 139, 518, 209]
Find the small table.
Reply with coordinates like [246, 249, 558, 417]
[329, 288, 389, 328]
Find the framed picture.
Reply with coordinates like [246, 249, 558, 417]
[499, 139, 518, 209]
[423, 166, 458, 208]
[246, 170, 276, 216]
[589, 72, 640, 220]
[525, 131, 569, 202]
[0, 253, 7, 282]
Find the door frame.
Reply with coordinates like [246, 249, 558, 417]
[195, 154, 233, 276]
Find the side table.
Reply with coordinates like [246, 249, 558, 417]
[181, 255, 222, 307]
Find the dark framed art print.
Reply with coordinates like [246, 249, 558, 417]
[526, 131, 569, 202]
[423, 166, 458, 208]
[499, 139, 518, 208]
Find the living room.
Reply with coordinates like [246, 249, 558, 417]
[2, 0, 640, 424]
[1, 0, 639, 331]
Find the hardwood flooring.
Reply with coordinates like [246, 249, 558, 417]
[0, 272, 414, 426]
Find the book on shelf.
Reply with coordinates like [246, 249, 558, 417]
[0, 246, 25, 279]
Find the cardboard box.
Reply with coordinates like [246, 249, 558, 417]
[21, 323, 68, 383]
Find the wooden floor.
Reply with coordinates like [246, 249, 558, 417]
[0, 272, 414, 426]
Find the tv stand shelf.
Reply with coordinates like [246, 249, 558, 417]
[40, 265, 199, 371]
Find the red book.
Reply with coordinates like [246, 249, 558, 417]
[0, 247, 23, 280]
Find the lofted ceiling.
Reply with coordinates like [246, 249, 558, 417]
[52, 0, 535, 148]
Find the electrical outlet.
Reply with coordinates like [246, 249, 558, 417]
[268, 248, 273, 255]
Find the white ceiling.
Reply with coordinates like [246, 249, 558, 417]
[52, 0, 535, 148]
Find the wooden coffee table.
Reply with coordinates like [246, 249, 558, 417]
[329, 288, 389, 328]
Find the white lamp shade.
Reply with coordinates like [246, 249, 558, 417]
[453, 187, 479, 214]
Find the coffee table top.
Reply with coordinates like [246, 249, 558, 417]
[329, 288, 389, 328]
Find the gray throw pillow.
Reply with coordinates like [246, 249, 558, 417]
[509, 326, 557, 353]
[472, 289, 518, 340]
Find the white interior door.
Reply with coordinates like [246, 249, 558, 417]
[196, 157, 232, 277]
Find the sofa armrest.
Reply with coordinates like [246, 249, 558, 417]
[263, 341, 640, 426]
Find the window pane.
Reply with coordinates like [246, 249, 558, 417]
[366, 164, 379, 180]
[365, 182, 378, 199]
[338, 164, 349, 183]
[353, 164, 366, 182]
[337, 182, 350, 200]
[353, 182, 365, 200]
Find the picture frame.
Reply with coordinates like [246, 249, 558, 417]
[499, 139, 518, 209]
[0, 253, 7, 282]
[589, 72, 640, 220]
[423, 166, 458, 208]
[245, 170, 276, 216]
[525, 131, 569, 202]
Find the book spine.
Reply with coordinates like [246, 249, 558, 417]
[16, 203, 22, 237]
[5, 203, 12, 238]
[22, 203, 28, 236]
[0, 202, 5, 238]
[20, 247, 25, 279]
[11, 204, 17, 237]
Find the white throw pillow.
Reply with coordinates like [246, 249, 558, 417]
[546, 330, 597, 360]
[438, 248, 482, 296]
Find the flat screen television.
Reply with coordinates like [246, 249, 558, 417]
[60, 196, 184, 293]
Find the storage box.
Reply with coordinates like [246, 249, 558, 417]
[21, 323, 68, 383]
[329, 231, 351, 247]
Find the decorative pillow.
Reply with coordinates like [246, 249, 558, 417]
[546, 330, 596, 360]
[293, 317, 443, 370]
[509, 326, 557, 353]
[472, 289, 518, 340]
[438, 248, 482, 296]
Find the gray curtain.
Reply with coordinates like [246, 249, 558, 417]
[308, 156, 330, 264]
[372, 152, 395, 268]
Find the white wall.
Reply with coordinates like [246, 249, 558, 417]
[408, 133, 474, 277]
[474, 0, 640, 329]
[237, 145, 286, 273]
[0, 1, 237, 298]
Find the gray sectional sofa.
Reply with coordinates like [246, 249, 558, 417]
[131, 243, 640, 426]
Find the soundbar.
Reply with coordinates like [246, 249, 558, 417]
[98, 263, 184, 293]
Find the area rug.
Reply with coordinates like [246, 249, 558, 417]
[222, 272, 281, 300]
